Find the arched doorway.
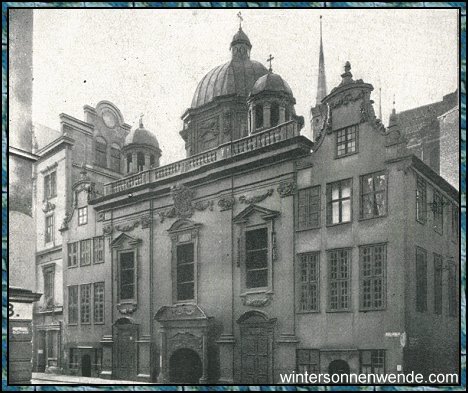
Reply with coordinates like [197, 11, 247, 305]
[169, 348, 202, 383]
[81, 354, 91, 377]
[328, 359, 350, 375]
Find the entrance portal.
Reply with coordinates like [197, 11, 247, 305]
[81, 354, 91, 377]
[328, 359, 350, 375]
[169, 348, 203, 383]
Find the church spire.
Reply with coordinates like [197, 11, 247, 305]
[316, 16, 327, 105]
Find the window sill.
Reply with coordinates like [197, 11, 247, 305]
[358, 214, 387, 222]
[80, 322, 91, 325]
[296, 310, 321, 314]
[296, 226, 321, 232]
[80, 264, 92, 268]
[416, 219, 427, 225]
[335, 151, 358, 160]
[240, 288, 273, 297]
[326, 221, 352, 228]
[359, 308, 386, 312]
[68, 265, 78, 269]
[326, 309, 352, 313]
[94, 322, 105, 325]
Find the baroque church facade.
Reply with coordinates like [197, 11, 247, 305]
[31, 23, 459, 383]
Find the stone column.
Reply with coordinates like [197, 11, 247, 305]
[144, 154, 151, 171]
[199, 331, 209, 384]
[157, 328, 168, 383]
[263, 102, 271, 129]
[251, 106, 256, 133]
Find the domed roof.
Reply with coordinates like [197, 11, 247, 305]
[191, 59, 268, 109]
[230, 28, 251, 48]
[251, 71, 294, 97]
[124, 121, 160, 150]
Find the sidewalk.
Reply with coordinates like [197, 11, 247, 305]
[31, 372, 152, 385]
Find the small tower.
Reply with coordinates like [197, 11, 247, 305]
[122, 115, 161, 175]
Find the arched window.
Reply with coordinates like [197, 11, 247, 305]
[95, 137, 107, 168]
[137, 152, 145, 172]
[150, 154, 155, 167]
[110, 143, 121, 173]
[255, 105, 263, 129]
[271, 102, 280, 127]
[285, 108, 291, 121]
[126, 153, 133, 173]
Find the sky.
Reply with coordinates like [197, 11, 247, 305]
[32, 8, 458, 165]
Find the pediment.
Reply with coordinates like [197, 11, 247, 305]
[111, 232, 141, 249]
[154, 303, 208, 322]
[232, 204, 280, 224]
[167, 218, 201, 234]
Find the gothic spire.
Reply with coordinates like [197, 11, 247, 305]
[316, 16, 327, 105]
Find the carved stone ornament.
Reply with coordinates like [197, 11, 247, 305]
[218, 196, 235, 211]
[117, 302, 137, 315]
[170, 332, 203, 352]
[329, 89, 366, 110]
[277, 181, 296, 198]
[103, 224, 113, 236]
[97, 212, 105, 222]
[241, 292, 273, 308]
[42, 201, 56, 213]
[223, 111, 232, 134]
[193, 200, 214, 212]
[140, 215, 151, 229]
[159, 207, 177, 223]
[172, 184, 195, 219]
[115, 220, 140, 232]
[239, 189, 274, 204]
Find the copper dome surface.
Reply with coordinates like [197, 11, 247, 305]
[191, 59, 269, 109]
[251, 72, 294, 97]
[124, 126, 160, 149]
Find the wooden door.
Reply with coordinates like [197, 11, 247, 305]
[241, 326, 271, 384]
[116, 326, 136, 380]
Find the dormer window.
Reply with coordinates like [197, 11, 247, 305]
[336, 125, 358, 158]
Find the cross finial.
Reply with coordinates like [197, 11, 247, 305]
[267, 54, 274, 72]
[139, 113, 144, 128]
[237, 11, 243, 29]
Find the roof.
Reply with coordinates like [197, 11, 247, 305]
[251, 72, 294, 97]
[124, 126, 160, 150]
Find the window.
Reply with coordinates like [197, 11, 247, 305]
[327, 179, 352, 225]
[297, 349, 319, 374]
[360, 350, 385, 374]
[43, 266, 55, 309]
[416, 176, 427, 224]
[360, 172, 387, 219]
[176, 243, 195, 301]
[45, 214, 54, 243]
[110, 144, 121, 172]
[451, 203, 458, 241]
[297, 186, 321, 230]
[68, 285, 78, 324]
[448, 264, 457, 317]
[271, 102, 279, 127]
[68, 242, 78, 268]
[78, 206, 88, 226]
[44, 171, 57, 200]
[433, 254, 443, 315]
[93, 282, 105, 324]
[69, 348, 79, 369]
[336, 125, 358, 157]
[328, 249, 351, 311]
[416, 248, 427, 312]
[137, 152, 145, 172]
[95, 137, 107, 167]
[150, 154, 155, 167]
[80, 239, 92, 266]
[255, 104, 263, 129]
[432, 190, 443, 234]
[245, 228, 268, 289]
[93, 236, 104, 264]
[80, 284, 91, 324]
[298, 253, 320, 312]
[119, 251, 135, 301]
[360, 244, 386, 310]
[126, 153, 133, 173]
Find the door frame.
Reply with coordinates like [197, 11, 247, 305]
[113, 318, 138, 380]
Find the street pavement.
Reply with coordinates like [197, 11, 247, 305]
[31, 372, 152, 385]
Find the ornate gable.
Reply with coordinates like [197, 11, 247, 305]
[232, 204, 280, 224]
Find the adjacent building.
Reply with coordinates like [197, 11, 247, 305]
[29, 23, 459, 383]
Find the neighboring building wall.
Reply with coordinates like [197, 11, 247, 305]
[438, 107, 459, 190]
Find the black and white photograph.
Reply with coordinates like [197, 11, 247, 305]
[7, 5, 461, 387]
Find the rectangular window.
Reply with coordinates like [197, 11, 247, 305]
[93, 236, 104, 264]
[93, 282, 105, 324]
[78, 207, 88, 225]
[119, 251, 135, 301]
[80, 239, 92, 266]
[68, 242, 78, 268]
[416, 248, 427, 312]
[297, 186, 321, 229]
[43, 266, 55, 309]
[44, 171, 57, 200]
[360, 350, 385, 374]
[68, 285, 78, 324]
[245, 228, 268, 289]
[328, 249, 351, 311]
[451, 203, 458, 241]
[176, 243, 195, 301]
[360, 172, 387, 219]
[96, 140, 107, 167]
[69, 348, 79, 369]
[80, 284, 91, 324]
[327, 179, 352, 225]
[433, 254, 443, 315]
[298, 253, 320, 312]
[432, 190, 443, 234]
[297, 349, 319, 374]
[110, 146, 121, 172]
[336, 125, 358, 157]
[45, 214, 54, 243]
[360, 244, 386, 310]
[416, 176, 427, 224]
[448, 264, 457, 317]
